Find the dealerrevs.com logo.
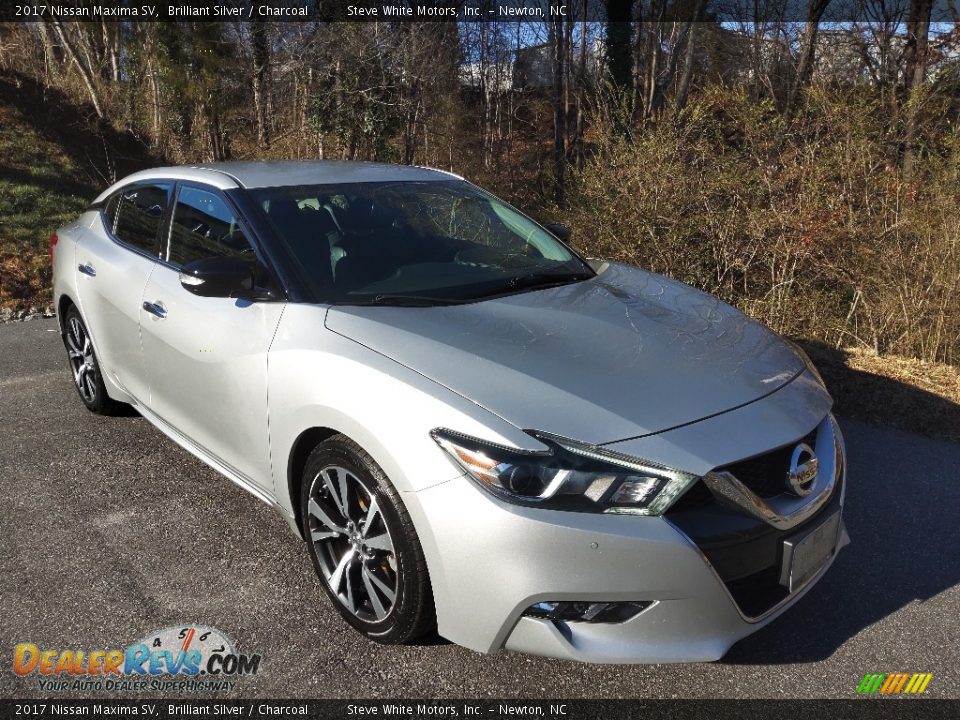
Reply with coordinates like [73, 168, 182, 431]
[13, 625, 261, 693]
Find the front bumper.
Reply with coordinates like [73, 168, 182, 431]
[405, 414, 847, 664]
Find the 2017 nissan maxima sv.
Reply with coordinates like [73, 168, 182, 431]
[51, 161, 849, 663]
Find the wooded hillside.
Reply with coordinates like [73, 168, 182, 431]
[0, 11, 958, 365]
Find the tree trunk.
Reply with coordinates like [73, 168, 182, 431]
[101, 21, 120, 83]
[786, 0, 832, 117]
[605, 0, 633, 92]
[405, 96, 421, 166]
[639, 2, 666, 120]
[479, 22, 492, 168]
[574, 0, 588, 167]
[148, 58, 161, 142]
[650, 20, 693, 117]
[674, 0, 707, 116]
[550, 18, 567, 207]
[37, 21, 60, 84]
[901, 0, 933, 177]
[251, 10, 271, 148]
[49, 20, 105, 117]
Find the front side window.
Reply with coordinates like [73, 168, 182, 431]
[104, 193, 121, 226]
[109, 182, 172, 256]
[250, 180, 592, 305]
[166, 186, 255, 267]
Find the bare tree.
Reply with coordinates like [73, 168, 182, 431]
[48, 20, 104, 117]
[674, 0, 708, 116]
[250, 9, 271, 149]
[549, 15, 569, 206]
[36, 21, 60, 83]
[786, 0, 833, 116]
[605, 0, 634, 95]
[901, 0, 933, 176]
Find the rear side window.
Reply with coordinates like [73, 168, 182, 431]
[166, 186, 255, 267]
[108, 183, 172, 256]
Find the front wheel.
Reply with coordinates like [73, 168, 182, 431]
[301, 435, 435, 644]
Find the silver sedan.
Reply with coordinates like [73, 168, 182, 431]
[51, 161, 848, 663]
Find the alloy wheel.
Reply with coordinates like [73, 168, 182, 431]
[66, 316, 97, 404]
[307, 465, 398, 623]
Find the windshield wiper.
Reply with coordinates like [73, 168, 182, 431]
[347, 294, 470, 307]
[506, 270, 594, 292]
[345, 269, 593, 307]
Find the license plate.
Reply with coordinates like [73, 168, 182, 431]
[779, 510, 841, 592]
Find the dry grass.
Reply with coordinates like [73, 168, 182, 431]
[0, 101, 90, 308]
[563, 87, 960, 366]
[0, 71, 161, 309]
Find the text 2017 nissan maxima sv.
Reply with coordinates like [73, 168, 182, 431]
[51, 161, 848, 663]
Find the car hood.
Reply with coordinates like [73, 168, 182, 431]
[324, 263, 805, 445]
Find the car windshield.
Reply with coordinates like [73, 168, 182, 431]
[248, 180, 593, 305]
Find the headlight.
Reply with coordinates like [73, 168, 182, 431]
[431, 429, 697, 515]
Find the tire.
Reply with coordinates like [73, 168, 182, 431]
[62, 306, 125, 415]
[300, 435, 435, 644]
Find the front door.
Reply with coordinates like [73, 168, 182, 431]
[139, 183, 285, 493]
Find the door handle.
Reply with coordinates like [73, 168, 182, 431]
[78, 263, 96, 277]
[142, 300, 167, 319]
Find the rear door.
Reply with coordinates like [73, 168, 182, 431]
[139, 183, 285, 493]
[75, 182, 172, 403]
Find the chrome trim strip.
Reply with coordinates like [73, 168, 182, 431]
[701, 416, 839, 531]
[134, 399, 278, 509]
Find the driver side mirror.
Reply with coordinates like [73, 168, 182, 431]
[544, 223, 572, 242]
[179, 256, 254, 298]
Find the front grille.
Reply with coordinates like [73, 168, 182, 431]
[669, 479, 714, 511]
[725, 566, 789, 618]
[666, 418, 841, 618]
[714, 428, 818, 499]
[668, 473, 843, 618]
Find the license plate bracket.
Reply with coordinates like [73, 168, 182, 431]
[779, 510, 841, 592]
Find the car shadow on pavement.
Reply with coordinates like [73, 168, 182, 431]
[795, 340, 960, 444]
[722, 355, 960, 664]
[411, 629, 452, 647]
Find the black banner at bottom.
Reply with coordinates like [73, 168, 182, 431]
[0, 700, 958, 720]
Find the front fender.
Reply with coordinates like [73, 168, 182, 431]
[267, 304, 535, 515]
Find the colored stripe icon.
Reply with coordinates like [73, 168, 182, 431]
[857, 673, 933, 695]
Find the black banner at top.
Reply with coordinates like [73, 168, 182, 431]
[2, 0, 958, 23]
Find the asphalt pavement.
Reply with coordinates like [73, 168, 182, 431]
[0, 317, 957, 699]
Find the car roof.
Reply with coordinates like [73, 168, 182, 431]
[93, 161, 463, 202]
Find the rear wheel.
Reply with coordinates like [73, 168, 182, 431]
[301, 435, 434, 644]
[62, 306, 124, 415]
